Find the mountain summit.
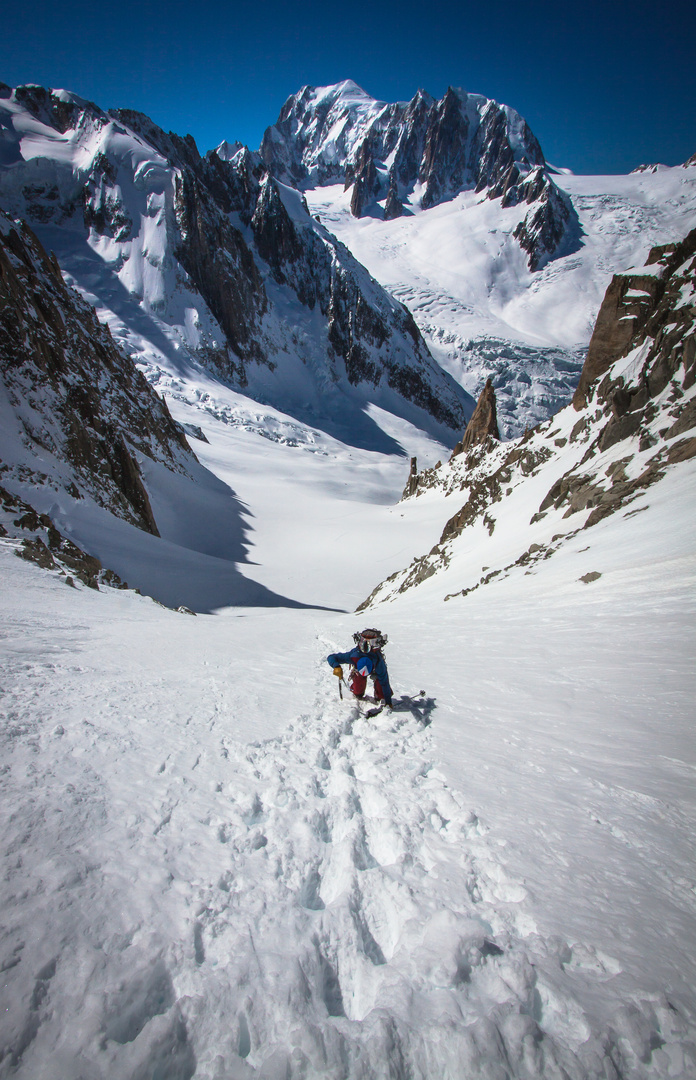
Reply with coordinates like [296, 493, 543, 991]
[261, 81, 578, 270]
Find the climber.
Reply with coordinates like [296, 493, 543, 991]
[327, 628, 393, 708]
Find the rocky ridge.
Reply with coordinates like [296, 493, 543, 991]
[0, 208, 194, 534]
[359, 227, 696, 609]
[261, 81, 579, 270]
[0, 84, 469, 440]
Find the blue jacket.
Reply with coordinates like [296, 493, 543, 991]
[327, 647, 392, 705]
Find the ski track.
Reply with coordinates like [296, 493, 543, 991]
[1, 624, 692, 1080]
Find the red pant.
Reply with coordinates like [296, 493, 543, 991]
[349, 671, 385, 700]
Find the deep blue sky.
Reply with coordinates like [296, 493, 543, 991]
[2, 0, 693, 174]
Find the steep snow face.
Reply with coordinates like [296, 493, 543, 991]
[0, 85, 470, 451]
[3, 544, 693, 1080]
[306, 163, 696, 437]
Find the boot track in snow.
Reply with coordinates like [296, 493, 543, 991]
[172, 684, 683, 1079]
[0, 624, 690, 1080]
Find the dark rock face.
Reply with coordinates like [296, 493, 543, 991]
[451, 378, 500, 457]
[109, 109, 268, 373]
[512, 170, 577, 271]
[402, 457, 419, 499]
[13, 85, 82, 135]
[349, 138, 381, 217]
[572, 277, 646, 408]
[0, 209, 194, 532]
[260, 81, 578, 269]
[383, 173, 403, 221]
[173, 169, 267, 369]
[237, 169, 466, 430]
[391, 89, 432, 188]
[475, 107, 540, 195]
[573, 230, 696, 410]
[540, 228, 696, 526]
[419, 87, 471, 209]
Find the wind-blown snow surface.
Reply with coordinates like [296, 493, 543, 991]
[1, 367, 695, 1078]
[306, 165, 696, 436]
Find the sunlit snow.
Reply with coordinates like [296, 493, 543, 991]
[2, 351, 695, 1077]
[1, 84, 695, 1080]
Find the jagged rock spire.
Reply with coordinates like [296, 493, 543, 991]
[451, 378, 500, 458]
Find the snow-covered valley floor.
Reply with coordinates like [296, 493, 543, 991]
[1, 377, 695, 1079]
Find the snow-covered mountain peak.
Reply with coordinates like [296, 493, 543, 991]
[260, 80, 575, 278]
[308, 79, 382, 107]
[260, 80, 390, 189]
[213, 138, 244, 161]
[260, 81, 546, 201]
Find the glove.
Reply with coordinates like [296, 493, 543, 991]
[333, 666, 343, 678]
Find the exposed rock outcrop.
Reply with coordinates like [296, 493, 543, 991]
[111, 108, 268, 370]
[451, 378, 500, 457]
[348, 137, 381, 217]
[402, 457, 420, 499]
[0, 483, 126, 590]
[512, 172, 577, 271]
[573, 230, 696, 410]
[383, 173, 403, 221]
[418, 86, 473, 210]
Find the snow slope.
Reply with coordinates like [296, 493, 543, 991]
[2, 256, 695, 1076]
[1, 415, 694, 1079]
